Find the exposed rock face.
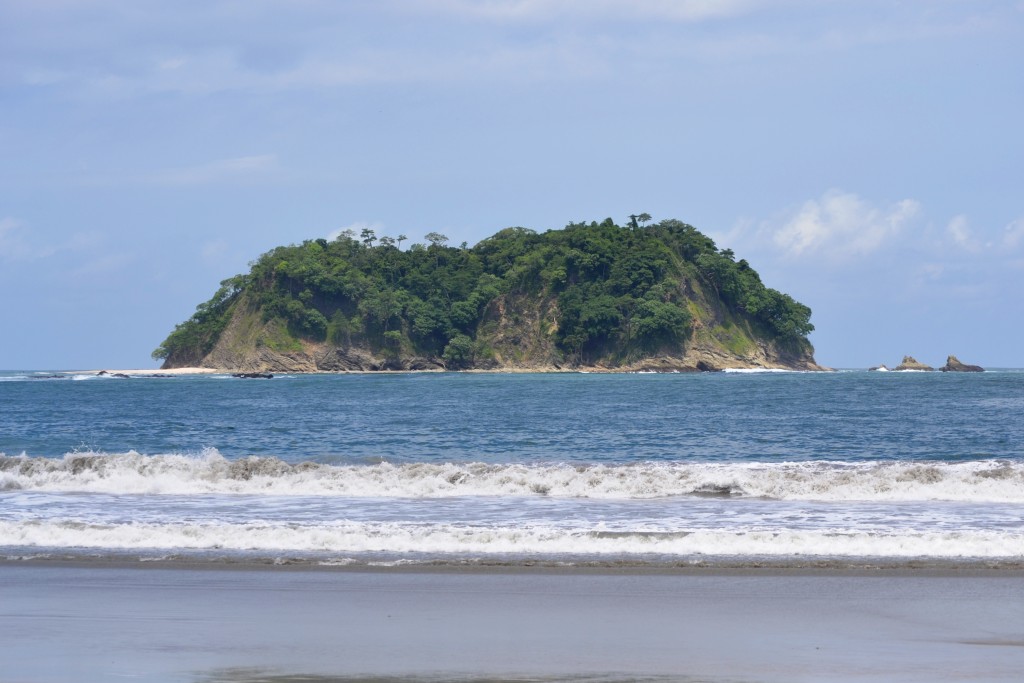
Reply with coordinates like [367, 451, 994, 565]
[202, 342, 444, 373]
[315, 346, 445, 372]
[940, 355, 984, 372]
[191, 335, 825, 374]
[893, 356, 934, 371]
[176, 285, 827, 374]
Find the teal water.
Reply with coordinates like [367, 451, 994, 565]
[2, 370, 1021, 462]
[1, 370, 1022, 564]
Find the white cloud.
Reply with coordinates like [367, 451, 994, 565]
[133, 51, 379, 95]
[8, 0, 1012, 98]
[1, 217, 104, 264]
[418, 0, 758, 22]
[1003, 218, 1024, 249]
[946, 214, 979, 251]
[100, 40, 600, 96]
[737, 196, 1023, 270]
[726, 198, 1024, 320]
[770, 190, 920, 259]
[158, 57, 186, 71]
[0, 217, 61, 261]
[941, 214, 1024, 253]
[150, 155, 277, 186]
[67, 252, 135, 279]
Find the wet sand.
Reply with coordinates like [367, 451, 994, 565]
[1, 564, 1022, 682]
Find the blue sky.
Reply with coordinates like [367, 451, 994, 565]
[2, 0, 1021, 369]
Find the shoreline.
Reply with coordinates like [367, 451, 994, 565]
[5, 554, 1024, 576]
[82, 365, 824, 376]
[29, 366, 1020, 376]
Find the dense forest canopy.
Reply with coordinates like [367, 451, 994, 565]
[154, 217, 813, 368]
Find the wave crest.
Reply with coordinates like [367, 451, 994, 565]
[3, 519, 1021, 558]
[2, 451, 1023, 502]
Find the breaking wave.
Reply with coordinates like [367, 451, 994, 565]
[2, 450, 1023, 502]
[2, 519, 1020, 558]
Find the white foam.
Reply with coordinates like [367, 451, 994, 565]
[2, 519, 1020, 559]
[2, 452, 1024, 503]
[722, 368, 800, 374]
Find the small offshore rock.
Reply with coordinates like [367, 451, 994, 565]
[894, 356, 934, 371]
[868, 364, 889, 372]
[940, 355, 984, 372]
[232, 372, 274, 379]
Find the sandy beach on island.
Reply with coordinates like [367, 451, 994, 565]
[1, 563, 1021, 683]
[82, 367, 223, 376]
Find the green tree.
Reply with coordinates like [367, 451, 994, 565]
[633, 299, 691, 343]
[382, 329, 403, 357]
[442, 334, 474, 368]
[425, 232, 448, 247]
[327, 311, 351, 346]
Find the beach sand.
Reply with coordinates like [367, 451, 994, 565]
[85, 367, 222, 376]
[1, 563, 1021, 682]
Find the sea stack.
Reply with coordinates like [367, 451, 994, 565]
[894, 356, 934, 371]
[940, 355, 984, 372]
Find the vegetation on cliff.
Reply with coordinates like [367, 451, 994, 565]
[154, 217, 815, 370]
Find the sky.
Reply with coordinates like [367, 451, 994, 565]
[2, 0, 1022, 370]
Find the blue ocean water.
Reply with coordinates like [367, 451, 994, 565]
[1, 370, 1022, 565]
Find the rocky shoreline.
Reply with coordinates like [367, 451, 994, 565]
[164, 337, 828, 375]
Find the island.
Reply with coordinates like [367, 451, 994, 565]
[154, 217, 825, 373]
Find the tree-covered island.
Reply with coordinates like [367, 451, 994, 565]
[154, 217, 824, 372]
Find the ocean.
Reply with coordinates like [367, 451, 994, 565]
[2, 369, 1023, 567]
